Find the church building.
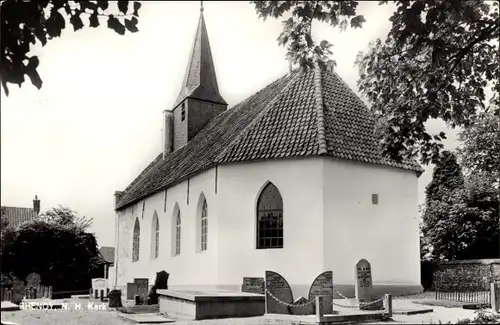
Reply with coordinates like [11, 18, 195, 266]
[112, 4, 424, 298]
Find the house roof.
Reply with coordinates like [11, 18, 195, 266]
[115, 66, 423, 211]
[174, 9, 227, 108]
[99, 246, 115, 264]
[1, 206, 37, 226]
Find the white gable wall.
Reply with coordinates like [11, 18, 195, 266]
[216, 158, 325, 297]
[322, 158, 421, 294]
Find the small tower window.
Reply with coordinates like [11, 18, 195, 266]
[181, 103, 186, 121]
[372, 194, 379, 205]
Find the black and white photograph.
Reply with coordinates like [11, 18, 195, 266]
[1, 1, 499, 324]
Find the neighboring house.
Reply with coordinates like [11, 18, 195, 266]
[113, 4, 424, 298]
[1, 195, 41, 228]
[99, 246, 115, 280]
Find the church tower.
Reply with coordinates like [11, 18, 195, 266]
[164, 2, 227, 154]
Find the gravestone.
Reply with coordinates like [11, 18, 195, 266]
[134, 278, 149, 300]
[154, 271, 169, 290]
[92, 278, 107, 299]
[241, 277, 265, 294]
[265, 271, 294, 314]
[146, 285, 158, 305]
[11, 279, 25, 304]
[127, 283, 138, 300]
[355, 259, 376, 310]
[26, 273, 41, 288]
[308, 271, 334, 314]
[108, 289, 123, 308]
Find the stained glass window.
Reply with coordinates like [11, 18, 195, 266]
[256, 183, 283, 249]
[132, 218, 140, 262]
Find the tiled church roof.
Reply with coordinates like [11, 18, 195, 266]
[116, 66, 423, 210]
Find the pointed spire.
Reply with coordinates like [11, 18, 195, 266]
[174, 3, 227, 108]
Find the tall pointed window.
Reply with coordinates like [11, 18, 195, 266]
[200, 200, 208, 251]
[132, 218, 140, 262]
[154, 216, 159, 259]
[175, 211, 181, 255]
[256, 182, 283, 249]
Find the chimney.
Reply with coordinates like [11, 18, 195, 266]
[114, 191, 124, 209]
[161, 110, 174, 158]
[33, 195, 40, 215]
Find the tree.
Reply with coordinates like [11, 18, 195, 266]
[457, 107, 500, 184]
[422, 152, 499, 260]
[1, 216, 102, 292]
[252, 0, 500, 165]
[425, 151, 464, 202]
[38, 205, 93, 231]
[1, 0, 142, 96]
[252, 1, 366, 69]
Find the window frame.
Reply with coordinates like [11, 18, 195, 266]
[132, 218, 140, 262]
[256, 182, 284, 250]
[200, 200, 208, 251]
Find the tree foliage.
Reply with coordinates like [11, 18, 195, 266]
[457, 107, 500, 184]
[356, 0, 499, 165]
[1, 0, 142, 96]
[252, 1, 365, 69]
[1, 209, 102, 291]
[422, 152, 499, 260]
[38, 205, 93, 231]
[252, 0, 500, 165]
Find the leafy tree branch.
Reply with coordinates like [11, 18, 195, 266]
[0, 0, 142, 96]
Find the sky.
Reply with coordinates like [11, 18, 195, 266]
[1, 1, 461, 247]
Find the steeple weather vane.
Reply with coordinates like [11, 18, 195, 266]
[200, 1, 204, 12]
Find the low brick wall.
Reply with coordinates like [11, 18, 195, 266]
[434, 259, 500, 290]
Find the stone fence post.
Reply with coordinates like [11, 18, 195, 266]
[491, 282, 500, 312]
[384, 294, 392, 317]
[315, 296, 325, 323]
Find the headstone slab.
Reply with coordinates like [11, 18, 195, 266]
[108, 289, 123, 308]
[308, 271, 334, 314]
[242, 277, 265, 295]
[127, 283, 138, 300]
[92, 278, 108, 291]
[265, 271, 294, 315]
[355, 259, 372, 303]
[11, 279, 25, 304]
[288, 296, 315, 315]
[26, 273, 41, 288]
[134, 278, 149, 300]
[154, 271, 169, 290]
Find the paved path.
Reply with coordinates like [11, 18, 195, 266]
[0, 298, 490, 325]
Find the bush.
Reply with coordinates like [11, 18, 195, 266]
[439, 310, 500, 324]
[1, 218, 102, 292]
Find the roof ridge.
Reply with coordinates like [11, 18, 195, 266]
[214, 70, 302, 163]
[313, 65, 327, 155]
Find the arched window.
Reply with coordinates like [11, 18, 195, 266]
[256, 182, 283, 249]
[151, 211, 160, 259]
[200, 200, 208, 251]
[175, 211, 181, 255]
[132, 218, 140, 261]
